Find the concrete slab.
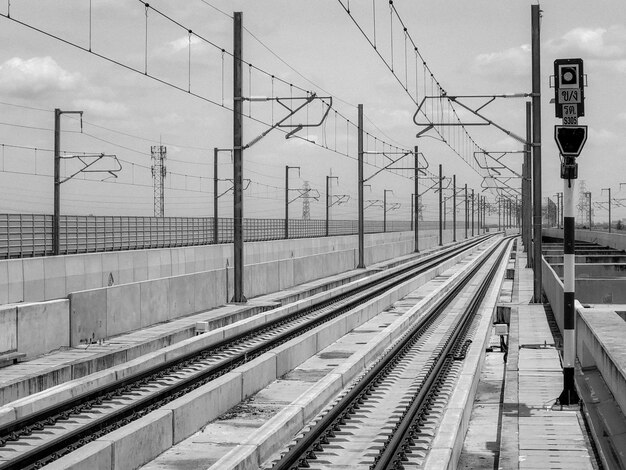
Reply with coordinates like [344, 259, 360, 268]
[17, 300, 69, 358]
[43, 440, 112, 470]
[100, 252, 119, 287]
[22, 257, 44, 302]
[43, 255, 66, 300]
[69, 288, 107, 346]
[140, 278, 169, 327]
[162, 372, 242, 444]
[239, 353, 277, 399]
[132, 250, 149, 282]
[65, 255, 86, 294]
[84, 253, 103, 290]
[106, 283, 141, 337]
[101, 409, 172, 470]
[169, 274, 195, 318]
[0, 305, 17, 354]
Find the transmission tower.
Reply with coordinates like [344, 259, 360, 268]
[577, 180, 592, 223]
[302, 181, 311, 220]
[151, 145, 167, 217]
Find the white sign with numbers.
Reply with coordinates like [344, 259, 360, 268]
[562, 104, 578, 125]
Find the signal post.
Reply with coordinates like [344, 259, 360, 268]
[553, 58, 587, 406]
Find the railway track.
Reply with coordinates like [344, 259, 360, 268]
[269, 236, 512, 470]
[0, 235, 494, 470]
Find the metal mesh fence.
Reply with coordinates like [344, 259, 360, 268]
[0, 214, 427, 259]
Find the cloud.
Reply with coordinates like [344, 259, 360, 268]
[547, 26, 626, 60]
[0, 56, 83, 97]
[72, 99, 129, 119]
[472, 45, 530, 78]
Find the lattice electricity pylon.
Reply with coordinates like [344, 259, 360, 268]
[413, 93, 531, 144]
[151, 145, 166, 217]
[473, 150, 526, 177]
[58, 153, 121, 184]
[243, 93, 332, 148]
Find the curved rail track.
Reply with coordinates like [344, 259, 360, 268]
[0, 235, 496, 470]
[269, 236, 513, 470]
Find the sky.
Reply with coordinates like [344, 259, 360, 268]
[0, 0, 625, 224]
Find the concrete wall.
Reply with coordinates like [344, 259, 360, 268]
[2, 228, 464, 350]
[0, 300, 69, 358]
[576, 307, 626, 418]
[1, 229, 460, 306]
[542, 257, 564, 333]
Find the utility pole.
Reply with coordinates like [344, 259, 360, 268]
[524, 101, 532, 260]
[414, 146, 419, 252]
[357, 104, 365, 268]
[53, 108, 83, 256]
[383, 189, 393, 232]
[214, 148, 219, 244]
[285, 165, 300, 238]
[465, 183, 468, 239]
[438, 164, 443, 246]
[602, 187, 611, 232]
[326, 175, 338, 236]
[453, 175, 457, 242]
[531, 4, 543, 303]
[472, 188, 474, 237]
[151, 145, 167, 217]
[232, 11, 245, 303]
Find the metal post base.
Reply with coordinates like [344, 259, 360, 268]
[556, 368, 580, 406]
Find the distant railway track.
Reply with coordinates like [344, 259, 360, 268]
[269, 236, 512, 470]
[0, 234, 494, 470]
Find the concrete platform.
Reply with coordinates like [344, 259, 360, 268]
[496, 248, 595, 469]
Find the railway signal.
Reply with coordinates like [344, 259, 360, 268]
[553, 57, 587, 407]
[554, 58, 584, 118]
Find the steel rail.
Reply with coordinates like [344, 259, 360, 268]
[271, 236, 511, 470]
[373, 237, 511, 469]
[0, 235, 494, 470]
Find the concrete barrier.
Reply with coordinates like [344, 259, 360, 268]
[0, 304, 17, 354]
[1, 229, 459, 306]
[542, 257, 564, 333]
[576, 307, 626, 418]
[544, 228, 626, 252]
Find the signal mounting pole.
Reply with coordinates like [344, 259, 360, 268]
[554, 57, 587, 406]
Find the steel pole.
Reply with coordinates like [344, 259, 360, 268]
[357, 104, 365, 268]
[53, 109, 61, 256]
[285, 165, 289, 238]
[608, 188, 612, 233]
[383, 190, 387, 233]
[558, 176, 579, 405]
[438, 164, 443, 246]
[326, 176, 330, 237]
[453, 175, 457, 242]
[414, 146, 419, 252]
[524, 102, 532, 260]
[213, 148, 218, 244]
[531, 4, 543, 302]
[472, 189, 474, 237]
[232, 11, 245, 303]
[465, 184, 468, 239]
